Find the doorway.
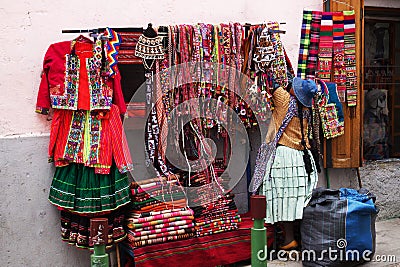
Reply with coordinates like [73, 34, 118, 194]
[363, 7, 400, 159]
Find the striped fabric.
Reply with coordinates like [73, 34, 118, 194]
[317, 12, 333, 81]
[344, 10, 357, 106]
[333, 12, 347, 102]
[124, 222, 253, 267]
[297, 10, 313, 79]
[306, 11, 322, 80]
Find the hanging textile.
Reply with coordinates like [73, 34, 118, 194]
[317, 12, 334, 81]
[297, 10, 313, 79]
[306, 11, 322, 80]
[332, 11, 347, 102]
[297, 10, 358, 107]
[344, 10, 357, 106]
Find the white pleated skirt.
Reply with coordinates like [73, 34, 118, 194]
[260, 145, 318, 224]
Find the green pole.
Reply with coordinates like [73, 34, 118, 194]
[250, 195, 267, 267]
[91, 244, 109, 267]
[90, 218, 109, 267]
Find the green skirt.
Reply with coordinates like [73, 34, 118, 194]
[49, 163, 131, 214]
[260, 145, 318, 224]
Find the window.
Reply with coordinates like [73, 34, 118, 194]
[363, 8, 400, 159]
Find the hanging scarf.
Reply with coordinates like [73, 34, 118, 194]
[333, 11, 346, 102]
[306, 11, 322, 80]
[344, 10, 357, 107]
[297, 10, 313, 79]
[104, 27, 121, 77]
[317, 12, 334, 81]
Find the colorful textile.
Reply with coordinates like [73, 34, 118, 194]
[318, 12, 333, 81]
[268, 22, 288, 88]
[127, 209, 194, 224]
[104, 27, 121, 77]
[298, 10, 357, 107]
[344, 10, 357, 106]
[297, 10, 313, 79]
[316, 80, 344, 139]
[36, 35, 126, 114]
[128, 207, 187, 218]
[48, 162, 131, 214]
[124, 226, 252, 267]
[333, 12, 347, 102]
[131, 220, 194, 233]
[48, 105, 133, 174]
[128, 228, 195, 242]
[306, 11, 322, 80]
[130, 232, 195, 247]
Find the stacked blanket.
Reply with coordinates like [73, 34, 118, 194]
[126, 176, 195, 247]
[185, 172, 242, 237]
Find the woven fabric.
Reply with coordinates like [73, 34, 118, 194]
[317, 12, 333, 81]
[104, 27, 121, 77]
[320, 103, 344, 139]
[306, 11, 322, 80]
[297, 10, 313, 79]
[333, 12, 347, 102]
[344, 10, 357, 106]
[268, 21, 288, 88]
[260, 145, 318, 224]
[316, 80, 344, 139]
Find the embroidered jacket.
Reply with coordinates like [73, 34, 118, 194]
[48, 104, 133, 174]
[36, 36, 126, 115]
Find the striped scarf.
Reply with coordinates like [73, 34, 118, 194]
[317, 12, 333, 81]
[306, 11, 322, 80]
[297, 10, 313, 79]
[344, 10, 357, 106]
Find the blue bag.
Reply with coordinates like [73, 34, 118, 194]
[301, 187, 378, 267]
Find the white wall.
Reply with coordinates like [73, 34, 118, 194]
[0, 0, 322, 137]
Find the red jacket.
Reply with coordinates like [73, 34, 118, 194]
[36, 36, 126, 115]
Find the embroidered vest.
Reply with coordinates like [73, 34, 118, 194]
[50, 37, 113, 111]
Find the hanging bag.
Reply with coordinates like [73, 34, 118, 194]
[315, 79, 344, 139]
[301, 187, 379, 267]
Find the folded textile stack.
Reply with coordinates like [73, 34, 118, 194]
[126, 208, 195, 247]
[185, 172, 241, 237]
[125, 175, 195, 247]
[192, 192, 241, 237]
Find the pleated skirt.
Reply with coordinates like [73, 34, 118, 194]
[260, 145, 318, 224]
[48, 163, 131, 214]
